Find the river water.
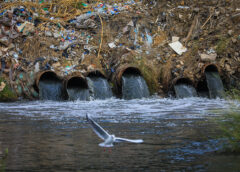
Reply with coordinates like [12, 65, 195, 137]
[0, 97, 240, 171]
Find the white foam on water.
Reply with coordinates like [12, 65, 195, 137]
[0, 97, 239, 123]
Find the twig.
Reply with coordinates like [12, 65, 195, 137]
[201, 8, 215, 29]
[183, 15, 199, 45]
[97, 14, 103, 59]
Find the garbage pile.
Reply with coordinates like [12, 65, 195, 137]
[0, 0, 239, 100]
[0, 0, 144, 99]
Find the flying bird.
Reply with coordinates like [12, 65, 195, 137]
[86, 114, 143, 147]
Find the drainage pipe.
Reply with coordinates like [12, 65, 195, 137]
[35, 70, 67, 100]
[201, 63, 221, 75]
[35, 70, 62, 92]
[199, 63, 224, 98]
[112, 65, 142, 96]
[171, 77, 197, 98]
[64, 73, 89, 100]
[85, 69, 107, 78]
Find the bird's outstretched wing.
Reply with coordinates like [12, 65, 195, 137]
[115, 137, 143, 143]
[86, 114, 110, 140]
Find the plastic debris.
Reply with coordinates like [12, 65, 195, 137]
[169, 41, 187, 55]
[0, 0, 239, 101]
[108, 42, 116, 48]
[200, 53, 217, 62]
[177, 6, 190, 9]
[16, 21, 35, 35]
[172, 36, 180, 42]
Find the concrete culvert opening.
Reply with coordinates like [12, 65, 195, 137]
[120, 67, 150, 100]
[86, 70, 113, 100]
[196, 80, 209, 98]
[122, 67, 142, 76]
[66, 76, 89, 101]
[175, 78, 193, 85]
[38, 71, 59, 82]
[203, 64, 224, 98]
[87, 70, 106, 78]
[205, 64, 219, 73]
[173, 78, 197, 98]
[67, 77, 88, 90]
[37, 71, 66, 101]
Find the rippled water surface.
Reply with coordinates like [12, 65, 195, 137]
[0, 97, 240, 171]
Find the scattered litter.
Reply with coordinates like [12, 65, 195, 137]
[0, 1, 238, 100]
[169, 41, 187, 55]
[200, 53, 217, 62]
[172, 36, 180, 42]
[108, 42, 116, 48]
[16, 21, 35, 35]
[177, 6, 190, 9]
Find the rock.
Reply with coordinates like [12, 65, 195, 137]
[45, 31, 53, 37]
[179, 14, 183, 19]
[174, 72, 179, 77]
[52, 62, 61, 68]
[200, 53, 217, 62]
[172, 36, 179, 42]
[9, 51, 15, 56]
[176, 64, 181, 69]
[122, 26, 129, 33]
[215, 10, 220, 16]
[231, 13, 240, 23]
[8, 43, 15, 50]
[225, 63, 231, 72]
[228, 30, 233, 36]
[198, 63, 204, 69]
[87, 64, 95, 71]
[219, 7, 226, 14]
[53, 32, 61, 38]
[187, 42, 192, 47]
[232, 37, 237, 43]
[193, 8, 200, 13]
[157, 56, 161, 61]
[127, 20, 134, 27]
[0, 36, 10, 46]
[179, 61, 184, 65]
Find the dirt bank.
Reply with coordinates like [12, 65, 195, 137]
[0, 0, 239, 100]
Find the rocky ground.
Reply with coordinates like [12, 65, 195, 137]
[0, 0, 239, 101]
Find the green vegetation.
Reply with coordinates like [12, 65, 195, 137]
[0, 148, 8, 172]
[216, 37, 230, 55]
[0, 77, 17, 102]
[217, 88, 240, 153]
[225, 88, 240, 101]
[132, 57, 159, 94]
[218, 111, 240, 153]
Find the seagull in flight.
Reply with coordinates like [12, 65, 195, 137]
[86, 114, 143, 147]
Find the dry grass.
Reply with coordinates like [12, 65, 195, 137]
[0, 0, 141, 24]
